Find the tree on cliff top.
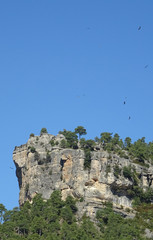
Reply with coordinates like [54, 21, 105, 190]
[59, 129, 78, 149]
[75, 126, 87, 139]
[40, 128, 48, 135]
[100, 132, 112, 144]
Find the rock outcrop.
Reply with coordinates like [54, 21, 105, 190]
[13, 133, 153, 219]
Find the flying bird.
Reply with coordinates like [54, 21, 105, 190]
[10, 167, 14, 169]
[123, 97, 127, 105]
[144, 65, 148, 68]
[128, 116, 131, 120]
[138, 26, 141, 30]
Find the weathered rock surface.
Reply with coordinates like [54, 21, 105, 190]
[13, 133, 153, 219]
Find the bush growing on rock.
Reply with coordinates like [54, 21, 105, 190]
[30, 133, 35, 137]
[30, 146, 36, 153]
[40, 128, 48, 135]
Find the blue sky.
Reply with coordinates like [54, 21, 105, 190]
[0, 0, 153, 210]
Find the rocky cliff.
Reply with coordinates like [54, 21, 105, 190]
[13, 133, 153, 219]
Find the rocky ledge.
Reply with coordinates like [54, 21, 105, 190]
[13, 133, 153, 219]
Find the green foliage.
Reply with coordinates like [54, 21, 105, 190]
[84, 139, 95, 150]
[61, 206, 74, 224]
[100, 132, 112, 144]
[5, 128, 153, 238]
[100, 132, 113, 144]
[96, 204, 144, 240]
[84, 149, 92, 169]
[46, 152, 51, 163]
[50, 140, 59, 146]
[50, 139, 55, 146]
[0, 204, 6, 223]
[124, 137, 132, 149]
[135, 203, 153, 231]
[48, 190, 64, 210]
[123, 166, 133, 180]
[100, 132, 124, 154]
[80, 138, 95, 151]
[1, 192, 153, 239]
[65, 195, 77, 213]
[79, 138, 95, 169]
[127, 186, 153, 206]
[29, 128, 153, 167]
[97, 132, 153, 166]
[60, 139, 67, 148]
[40, 128, 48, 135]
[59, 129, 78, 149]
[131, 137, 148, 162]
[113, 165, 121, 178]
[55, 141, 59, 145]
[111, 133, 120, 145]
[0, 190, 103, 239]
[30, 133, 35, 138]
[29, 146, 36, 153]
[106, 164, 111, 176]
[79, 197, 84, 202]
[74, 126, 87, 139]
[116, 149, 129, 158]
[94, 136, 100, 143]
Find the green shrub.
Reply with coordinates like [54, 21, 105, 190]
[84, 149, 92, 169]
[133, 159, 149, 168]
[114, 165, 121, 178]
[30, 133, 35, 137]
[30, 146, 36, 153]
[116, 149, 129, 158]
[61, 206, 74, 224]
[80, 138, 86, 148]
[60, 139, 68, 148]
[123, 166, 133, 180]
[59, 129, 78, 149]
[80, 197, 84, 202]
[46, 152, 51, 163]
[50, 140, 55, 146]
[40, 128, 48, 135]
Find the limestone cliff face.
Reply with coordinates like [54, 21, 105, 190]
[13, 133, 153, 219]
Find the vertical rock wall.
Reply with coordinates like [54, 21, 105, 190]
[13, 133, 153, 218]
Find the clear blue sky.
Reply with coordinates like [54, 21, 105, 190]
[1, 0, 153, 210]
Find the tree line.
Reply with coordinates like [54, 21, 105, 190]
[30, 127, 153, 169]
[0, 191, 152, 240]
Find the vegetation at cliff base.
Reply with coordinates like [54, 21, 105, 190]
[0, 191, 102, 240]
[1, 191, 153, 239]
